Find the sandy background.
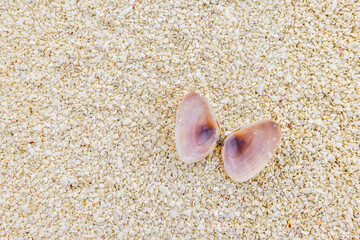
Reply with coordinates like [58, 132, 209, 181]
[1, 0, 359, 239]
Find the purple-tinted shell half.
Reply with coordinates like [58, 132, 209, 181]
[175, 92, 220, 163]
[222, 120, 281, 182]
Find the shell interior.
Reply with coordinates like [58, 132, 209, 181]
[175, 92, 220, 163]
[222, 120, 281, 182]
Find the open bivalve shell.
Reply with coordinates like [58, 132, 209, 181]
[175, 92, 220, 163]
[222, 120, 281, 182]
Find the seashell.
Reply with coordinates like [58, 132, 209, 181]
[222, 120, 281, 182]
[175, 92, 220, 163]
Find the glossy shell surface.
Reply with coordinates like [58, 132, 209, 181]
[175, 92, 220, 163]
[222, 120, 281, 182]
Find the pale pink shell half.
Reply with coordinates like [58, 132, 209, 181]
[175, 92, 220, 163]
[222, 120, 281, 182]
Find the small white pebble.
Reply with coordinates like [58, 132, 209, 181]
[28, 148, 35, 155]
[32, 125, 42, 131]
[83, 137, 90, 145]
[146, 115, 157, 125]
[7, 161, 16, 168]
[170, 210, 179, 218]
[105, 176, 115, 186]
[256, 84, 265, 94]
[159, 186, 169, 195]
[221, 97, 230, 104]
[59, 124, 67, 132]
[182, 209, 192, 217]
[95, 217, 105, 223]
[123, 118, 132, 125]
[60, 176, 68, 187]
[198, 224, 205, 231]
[117, 159, 123, 168]
[115, 27, 122, 34]
[45, 150, 52, 155]
[48, 163, 56, 172]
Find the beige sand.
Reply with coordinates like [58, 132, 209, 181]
[1, 0, 359, 238]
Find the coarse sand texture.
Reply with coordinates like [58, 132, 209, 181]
[1, 0, 359, 239]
